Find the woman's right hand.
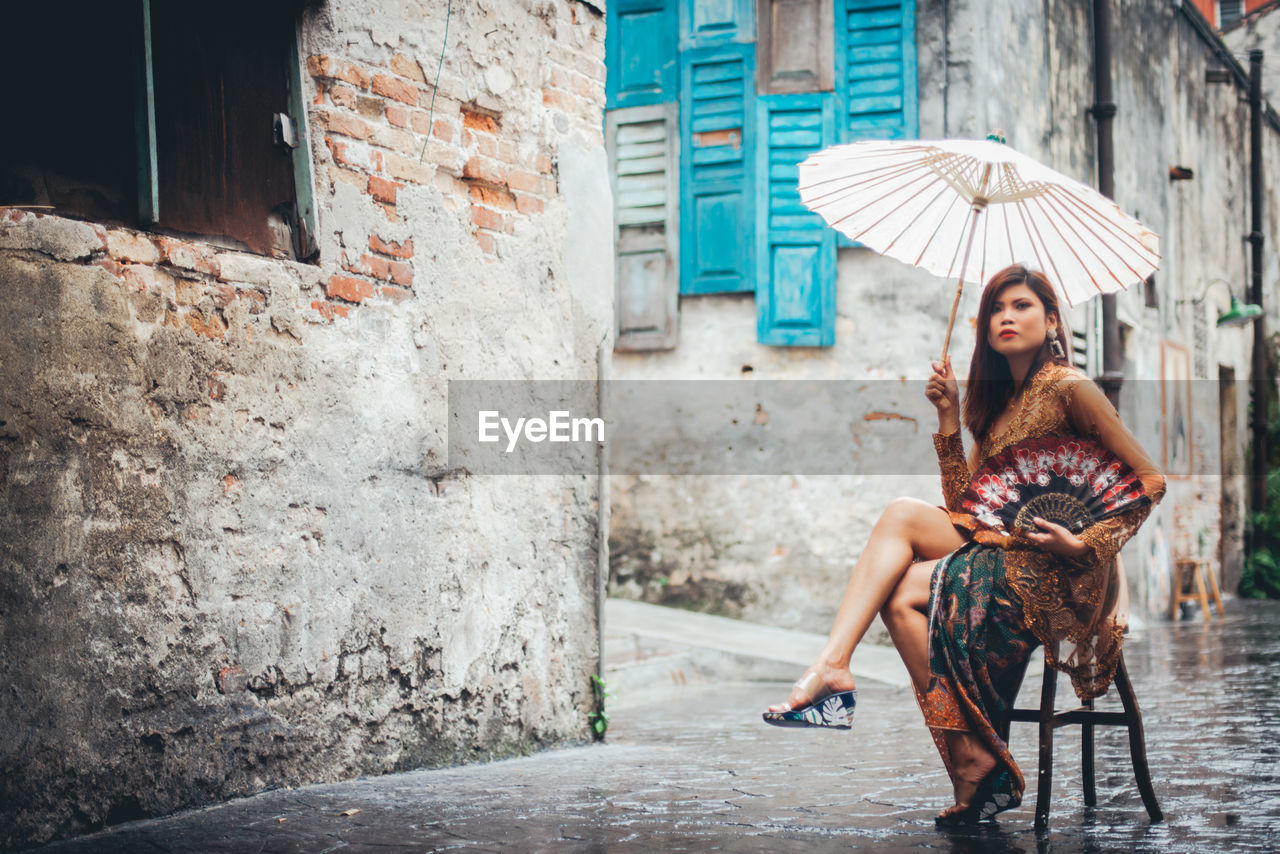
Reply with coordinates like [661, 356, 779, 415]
[926, 356, 960, 431]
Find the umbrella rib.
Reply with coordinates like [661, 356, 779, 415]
[1037, 192, 1147, 288]
[1002, 201, 1016, 267]
[914, 188, 967, 266]
[1027, 194, 1121, 294]
[793, 156, 926, 198]
[800, 159, 939, 205]
[881, 181, 958, 256]
[1047, 188, 1160, 262]
[828, 173, 949, 239]
[1012, 198, 1051, 276]
[978, 194, 991, 284]
[1040, 185, 1157, 257]
[1019, 201, 1073, 298]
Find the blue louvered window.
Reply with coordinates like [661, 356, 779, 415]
[605, 0, 917, 348]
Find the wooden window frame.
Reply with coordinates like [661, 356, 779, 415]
[755, 0, 835, 95]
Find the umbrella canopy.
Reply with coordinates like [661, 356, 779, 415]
[797, 138, 1161, 357]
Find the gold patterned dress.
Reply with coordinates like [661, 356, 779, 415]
[918, 360, 1165, 815]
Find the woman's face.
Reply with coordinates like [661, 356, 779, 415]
[986, 283, 1056, 358]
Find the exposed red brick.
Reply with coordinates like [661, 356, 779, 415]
[506, 169, 542, 194]
[327, 139, 381, 172]
[370, 235, 413, 258]
[421, 116, 452, 141]
[368, 175, 402, 205]
[186, 309, 227, 339]
[542, 88, 576, 112]
[473, 230, 496, 255]
[385, 103, 409, 127]
[313, 80, 328, 106]
[158, 237, 219, 276]
[363, 254, 392, 280]
[536, 153, 553, 174]
[329, 164, 367, 192]
[94, 258, 125, 277]
[321, 110, 371, 140]
[221, 472, 239, 492]
[383, 152, 434, 185]
[391, 54, 427, 84]
[311, 299, 350, 321]
[330, 84, 357, 109]
[307, 55, 370, 89]
[379, 285, 412, 303]
[379, 202, 398, 223]
[216, 664, 247, 694]
[107, 230, 159, 263]
[471, 206, 504, 231]
[371, 73, 419, 105]
[238, 289, 267, 314]
[462, 157, 507, 186]
[212, 281, 237, 307]
[387, 260, 412, 286]
[463, 129, 497, 158]
[326, 275, 374, 303]
[498, 140, 518, 164]
[468, 183, 515, 210]
[462, 107, 499, 133]
[121, 264, 156, 293]
[515, 194, 544, 215]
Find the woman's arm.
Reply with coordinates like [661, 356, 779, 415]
[927, 357, 970, 512]
[1060, 376, 1165, 569]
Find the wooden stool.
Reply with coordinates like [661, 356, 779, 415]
[1169, 558, 1225, 622]
[1006, 642, 1163, 833]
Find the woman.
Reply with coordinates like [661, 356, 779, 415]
[764, 264, 1164, 825]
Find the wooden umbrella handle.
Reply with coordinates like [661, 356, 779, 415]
[939, 204, 985, 363]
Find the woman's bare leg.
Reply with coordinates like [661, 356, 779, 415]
[881, 557, 997, 814]
[768, 498, 964, 711]
[879, 558, 935, 695]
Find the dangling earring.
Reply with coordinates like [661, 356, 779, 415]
[1047, 326, 1067, 360]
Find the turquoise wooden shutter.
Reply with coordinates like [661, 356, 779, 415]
[679, 0, 754, 49]
[833, 0, 918, 141]
[608, 104, 681, 350]
[679, 44, 756, 295]
[755, 93, 836, 346]
[607, 0, 678, 109]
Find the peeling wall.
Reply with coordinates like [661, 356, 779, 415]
[609, 0, 1279, 629]
[0, 0, 611, 848]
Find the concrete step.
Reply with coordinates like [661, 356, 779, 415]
[602, 598, 913, 709]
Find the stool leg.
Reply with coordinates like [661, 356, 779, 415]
[1035, 661, 1057, 833]
[1207, 562, 1226, 616]
[1114, 656, 1164, 823]
[1194, 563, 1211, 623]
[1082, 696, 1096, 807]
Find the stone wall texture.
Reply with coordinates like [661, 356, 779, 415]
[609, 0, 1280, 628]
[0, 0, 611, 848]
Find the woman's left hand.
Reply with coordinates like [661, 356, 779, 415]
[1023, 517, 1090, 558]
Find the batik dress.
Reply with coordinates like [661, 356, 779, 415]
[917, 361, 1165, 812]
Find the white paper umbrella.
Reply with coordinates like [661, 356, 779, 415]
[797, 137, 1161, 360]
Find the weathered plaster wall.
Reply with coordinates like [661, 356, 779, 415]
[609, 0, 1279, 628]
[0, 0, 611, 848]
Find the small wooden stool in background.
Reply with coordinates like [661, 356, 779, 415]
[1169, 558, 1225, 622]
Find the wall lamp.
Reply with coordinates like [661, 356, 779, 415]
[1177, 278, 1263, 327]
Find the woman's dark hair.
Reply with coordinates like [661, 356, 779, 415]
[962, 264, 1071, 442]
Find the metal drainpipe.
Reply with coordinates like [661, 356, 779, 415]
[1249, 50, 1269, 525]
[1091, 0, 1123, 405]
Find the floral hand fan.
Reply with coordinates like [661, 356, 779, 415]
[960, 436, 1151, 536]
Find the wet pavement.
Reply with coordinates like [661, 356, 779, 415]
[34, 600, 1280, 852]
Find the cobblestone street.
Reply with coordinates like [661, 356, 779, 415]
[35, 600, 1280, 852]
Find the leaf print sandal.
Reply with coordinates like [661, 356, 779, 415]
[762, 673, 857, 730]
